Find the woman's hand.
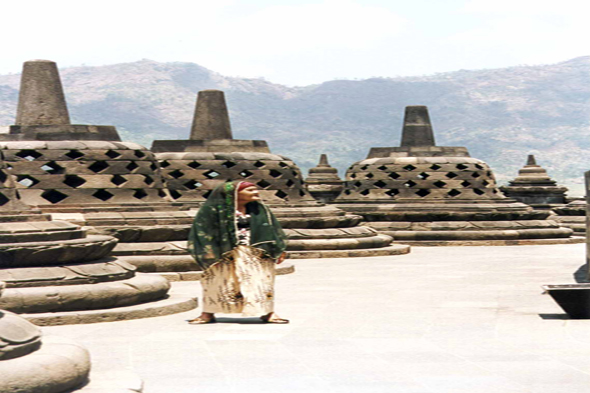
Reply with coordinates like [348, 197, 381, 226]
[276, 252, 287, 264]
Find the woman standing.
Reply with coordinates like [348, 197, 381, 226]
[187, 181, 289, 324]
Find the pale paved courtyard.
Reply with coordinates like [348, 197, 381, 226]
[44, 243, 590, 393]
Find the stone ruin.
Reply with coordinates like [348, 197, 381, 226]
[0, 150, 196, 326]
[333, 105, 575, 245]
[152, 89, 410, 259]
[0, 60, 196, 273]
[500, 155, 568, 210]
[552, 200, 586, 235]
[305, 154, 344, 203]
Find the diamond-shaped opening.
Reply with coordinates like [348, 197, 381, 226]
[473, 188, 485, 195]
[105, 150, 121, 159]
[93, 189, 114, 201]
[133, 189, 148, 199]
[385, 189, 399, 197]
[63, 175, 87, 188]
[150, 163, 158, 171]
[344, 189, 351, 195]
[239, 170, 253, 178]
[41, 161, 64, 174]
[42, 189, 68, 204]
[403, 164, 416, 171]
[269, 169, 282, 178]
[418, 172, 429, 180]
[377, 165, 388, 171]
[187, 161, 201, 169]
[126, 162, 139, 172]
[430, 164, 441, 170]
[366, 173, 374, 179]
[169, 169, 184, 179]
[65, 150, 85, 159]
[222, 161, 237, 168]
[143, 175, 154, 185]
[278, 162, 289, 168]
[374, 180, 387, 188]
[89, 161, 110, 173]
[170, 190, 182, 199]
[158, 189, 167, 198]
[415, 189, 430, 197]
[360, 189, 370, 196]
[204, 170, 219, 179]
[433, 180, 447, 188]
[111, 174, 127, 186]
[472, 172, 481, 178]
[134, 150, 146, 158]
[461, 180, 471, 187]
[456, 163, 469, 170]
[299, 190, 306, 197]
[404, 180, 417, 187]
[0, 192, 8, 206]
[350, 173, 357, 179]
[388, 172, 400, 179]
[482, 180, 490, 186]
[257, 179, 271, 189]
[493, 189, 498, 194]
[446, 172, 458, 179]
[0, 170, 6, 183]
[475, 164, 484, 170]
[16, 149, 43, 161]
[286, 179, 295, 187]
[160, 160, 171, 168]
[361, 165, 369, 170]
[275, 190, 288, 199]
[17, 175, 39, 188]
[487, 171, 492, 177]
[354, 181, 362, 188]
[184, 180, 202, 190]
[253, 161, 265, 168]
[292, 170, 299, 177]
[447, 189, 461, 197]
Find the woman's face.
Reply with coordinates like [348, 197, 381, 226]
[237, 185, 260, 203]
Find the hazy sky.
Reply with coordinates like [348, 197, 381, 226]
[2, 0, 588, 86]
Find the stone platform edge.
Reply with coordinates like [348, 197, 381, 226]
[393, 237, 585, 247]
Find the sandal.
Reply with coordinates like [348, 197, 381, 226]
[261, 314, 289, 324]
[187, 316, 216, 325]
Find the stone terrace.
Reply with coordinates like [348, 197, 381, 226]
[43, 243, 590, 393]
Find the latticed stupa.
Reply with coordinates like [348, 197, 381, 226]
[152, 90, 409, 258]
[0, 60, 195, 270]
[0, 151, 196, 326]
[500, 155, 568, 210]
[305, 154, 344, 203]
[334, 106, 575, 245]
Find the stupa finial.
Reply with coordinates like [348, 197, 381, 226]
[527, 154, 537, 166]
[400, 105, 435, 147]
[189, 90, 233, 140]
[318, 154, 329, 167]
[15, 60, 70, 126]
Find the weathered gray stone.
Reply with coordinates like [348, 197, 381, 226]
[305, 154, 344, 203]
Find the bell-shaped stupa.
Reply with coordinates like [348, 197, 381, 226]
[305, 154, 344, 203]
[334, 106, 575, 245]
[500, 155, 568, 209]
[152, 90, 409, 259]
[0, 150, 196, 325]
[0, 60, 195, 271]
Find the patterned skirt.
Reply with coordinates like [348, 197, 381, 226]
[200, 245, 276, 316]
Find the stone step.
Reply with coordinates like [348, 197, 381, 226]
[286, 244, 410, 259]
[393, 236, 585, 247]
[21, 290, 198, 326]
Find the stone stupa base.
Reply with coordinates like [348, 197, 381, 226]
[393, 237, 584, 247]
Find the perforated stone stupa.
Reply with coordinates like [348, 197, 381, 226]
[152, 89, 409, 259]
[0, 60, 195, 270]
[334, 106, 575, 245]
[305, 154, 344, 203]
[500, 155, 568, 210]
[0, 151, 196, 325]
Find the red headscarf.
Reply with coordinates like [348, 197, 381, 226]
[237, 181, 256, 191]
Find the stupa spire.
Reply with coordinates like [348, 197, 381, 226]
[190, 90, 233, 140]
[527, 154, 537, 166]
[15, 60, 70, 126]
[400, 105, 435, 147]
[318, 154, 329, 167]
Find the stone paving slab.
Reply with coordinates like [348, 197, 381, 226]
[42, 244, 590, 392]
